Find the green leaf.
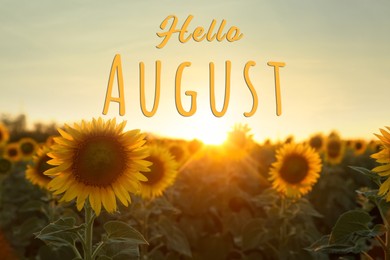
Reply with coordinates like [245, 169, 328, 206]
[349, 166, 381, 186]
[104, 220, 148, 245]
[14, 216, 46, 242]
[241, 218, 271, 250]
[35, 217, 82, 248]
[251, 188, 278, 207]
[99, 242, 140, 259]
[37, 245, 77, 260]
[330, 210, 371, 244]
[355, 189, 379, 200]
[297, 198, 323, 218]
[307, 236, 368, 254]
[368, 224, 387, 237]
[158, 216, 192, 257]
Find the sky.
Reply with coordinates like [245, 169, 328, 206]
[0, 0, 389, 144]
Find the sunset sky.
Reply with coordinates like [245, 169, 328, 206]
[1, 0, 389, 144]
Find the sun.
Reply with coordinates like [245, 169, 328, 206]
[181, 117, 229, 145]
[198, 129, 227, 145]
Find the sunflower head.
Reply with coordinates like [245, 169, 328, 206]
[45, 135, 58, 147]
[352, 139, 367, 156]
[188, 139, 203, 154]
[3, 143, 21, 162]
[18, 137, 38, 160]
[371, 127, 390, 200]
[139, 145, 178, 199]
[0, 123, 10, 147]
[26, 145, 53, 189]
[168, 143, 189, 166]
[45, 117, 151, 216]
[308, 133, 324, 152]
[269, 143, 322, 199]
[324, 134, 345, 165]
[226, 124, 253, 148]
[0, 157, 12, 175]
[368, 140, 383, 153]
[224, 124, 254, 161]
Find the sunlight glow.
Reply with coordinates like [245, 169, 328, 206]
[177, 117, 230, 145]
[198, 129, 227, 145]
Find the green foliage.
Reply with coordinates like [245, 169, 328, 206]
[0, 122, 386, 259]
[349, 166, 381, 186]
[157, 216, 192, 257]
[35, 217, 82, 248]
[309, 164, 390, 259]
[103, 220, 147, 245]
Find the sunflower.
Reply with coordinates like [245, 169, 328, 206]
[224, 124, 254, 161]
[18, 137, 38, 160]
[0, 123, 10, 147]
[139, 145, 178, 199]
[45, 117, 151, 216]
[188, 139, 203, 154]
[169, 143, 189, 166]
[3, 143, 21, 162]
[368, 140, 382, 153]
[45, 135, 58, 147]
[26, 145, 53, 189]
[308, 133, 324, 152]
[269, 143, 322, 199]
[371, 127, 390, 200]
[324, 134, 345, 165]
[0, 157, 12, 176]
[352, 139, 367, 156]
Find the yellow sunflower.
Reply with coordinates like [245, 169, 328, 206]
[139, 145, 178, 199]
[45, 135, 58, 147]
[269, 143, 322, 199]
[352, 139, 367, 156]
[18, 137, 38, 160]
[324, 134, 345, 165]
[308, 133, 324, 152]
[223, 124, 254, 161]
[26, 145, 53, 189]
[169, 143, 189, 166]
[371, 127, 390, 200]
[3, 143, 21, 162]
[45, 117, 151, 216]
[0, 123, 10, 147]
[368, 140, 382, 153]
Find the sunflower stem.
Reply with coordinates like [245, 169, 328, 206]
[140, 199, 151, 259]
[91, 241, 105, 260]
[84, 201, 95, 260]
[362, 251, 374, 260]
[375, 199, 390, 259]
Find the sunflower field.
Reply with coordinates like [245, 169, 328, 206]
[0, 114, 389, 260]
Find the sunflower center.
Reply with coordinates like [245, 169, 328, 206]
[355, 142, 362, 150]
[310, 137, 322, 150]
[37, 155, 54, 180]
[280, 154, 309, 184]
[21, 142, 35, 155]
[0, 131, 3, 141]
[73, 136, 126, 187]
[143, 155, 165, 186]
[327, 140, 341, 158]
[8, 148, 18, 158]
